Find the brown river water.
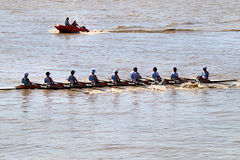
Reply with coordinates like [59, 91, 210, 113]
[0, 0, 240, 159]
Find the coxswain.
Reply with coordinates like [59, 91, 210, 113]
[65, 17, 70, 26]
[111, 69, 120, 84]
[171, 67, 180, 80]
[89, 69, 99, 84]
[44, 72, 54, 86]
[152, 67, 162, 82]
[68, 70, 78, 85]
[130, 67, 142, 83]
[22, 73, 31, 86]
[197, 66, 210, 82]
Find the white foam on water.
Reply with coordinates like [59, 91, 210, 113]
[234, 81, 240, 88]
[104, 87, 124, 93]
[48, 28, 59, 33]
[207, 84, 229, 89]
[147, 84, 167, 91]
[81, 29, 109, 35]
[123, 86, 146, 92]
[180, 82, 230, 90]
[180, 82, 200, 89]
[115, 25, 142, 29]
[81, 86, 126, 94]
[82, 88, 106, 94]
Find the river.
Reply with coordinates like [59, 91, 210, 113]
[0, 0, 240, 159]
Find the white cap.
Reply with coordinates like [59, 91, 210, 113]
[203, 66, 207, 70]
[91, 68, 96, 73]
[24, 73, 29, 77]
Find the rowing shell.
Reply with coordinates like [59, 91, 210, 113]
[0, 81, 147, 90]
[0, 79, 238, 90]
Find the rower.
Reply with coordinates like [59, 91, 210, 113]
[197, 66, 210, 82]
[152, 67, 162, 82]
[65, 17, 70, 26]
[111, 69, 120, 84]
[22, 73, 31, 86]
[68, 70, 78, 85]
[202, 66, 209, 80]
[171, 67, 180, 80]
[89, 69, 99, 84]
[130, 67, 142, 83]
[44, 72, 54, 86]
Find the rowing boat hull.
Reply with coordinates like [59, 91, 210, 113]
[16, 84, 41, 89]
[5, 79, 237, 91]
[13, 81, 145, 90]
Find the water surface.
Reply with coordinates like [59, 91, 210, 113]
[0, 0, 240, 159]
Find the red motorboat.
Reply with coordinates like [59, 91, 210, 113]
[55, 24, 89, 33]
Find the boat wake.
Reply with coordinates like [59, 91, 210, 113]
[147, 85, 167, 91]
[108, 26, 240, 33]
[49, 29, 59, 33]
[234, 81, 240, 88]
[81, 29, 109, 35]
[180, 81, 240, 90]
[218, 29, 240, 32]
[49, 25, 240, 35]
[82, 81, 239, 94]
[81, 86, 146, 94]
[106, 26, 196, 33]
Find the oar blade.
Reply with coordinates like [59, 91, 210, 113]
[0, 87, 16, 90]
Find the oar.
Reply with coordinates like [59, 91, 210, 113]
[0, 87, 16, 90]
[54, 82, 69, 85]
[99, 80, 113, 83]
[79, 81, 91, 85]
[31, 82, 43, 85]
[141, 78, 155, 82]
[121, 80, 132, 83]
[209, 79, 238, 83]
[195, 79, 238, 84]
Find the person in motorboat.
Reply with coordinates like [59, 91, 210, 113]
[197, 66, 210, 82]
[130, 67, 142, 83]
[89, 69, 99, 84]
[152, 67, 162, 82]
[171, 67, 181, 80]
[65, 17, 70, 26]
[68, 70, 78, 85]
[71, 20, 79, 27]
[22, 73, 31, 86]
[44, 72, 55, 86]
[111, 69, 120, 84]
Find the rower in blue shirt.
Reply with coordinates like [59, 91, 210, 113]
[111, 69, 120, 84]
[22, 73, 31, 86]
[130, 67, 142, 83]
[197, 66, 210, 82]
[44, 72, 54, 86]
[202, 67, 209, 80]
[89, 69, 99, 84]
[68, 70, 78, 85]
[171, 67, 180, 80]
[152, 67, 162, 82]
